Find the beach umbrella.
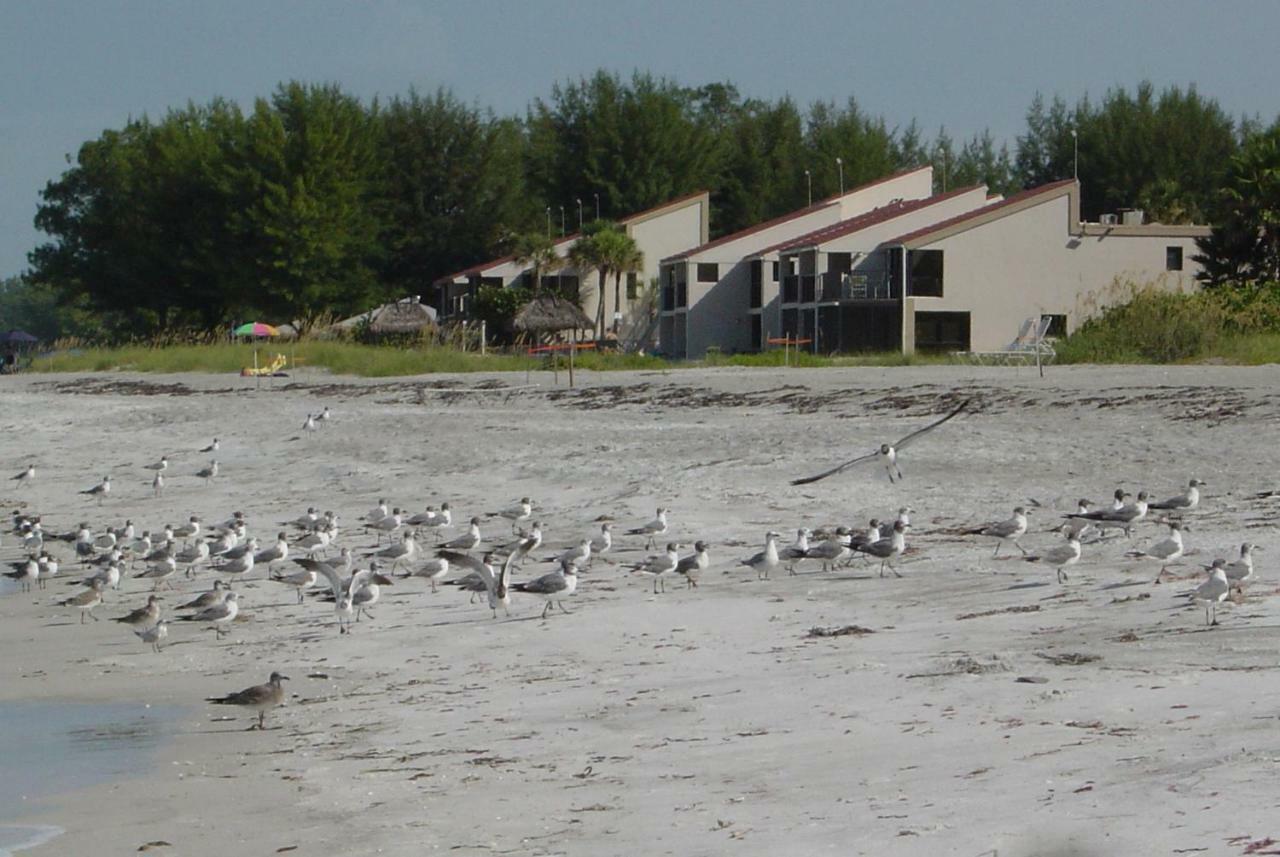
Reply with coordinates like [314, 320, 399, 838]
[0, 329, 39, 344]
[233, 322, 279, 338]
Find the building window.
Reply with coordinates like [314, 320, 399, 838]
[696, 262, 719, 283]
[914, 312, 970, 351]
[676, 282, 688, 308]
[1166, 246, 1183, 271]
[626, 272, 638, 300]
[909, 250, 944, 298]
[771, 261, 779, 281]
[749, 261, 763, 309]
[1042, 314, 1067, 337]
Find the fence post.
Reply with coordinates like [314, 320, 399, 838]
[480, 321, 486, 357]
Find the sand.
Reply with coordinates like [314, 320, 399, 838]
[1, 363, 1279, 856]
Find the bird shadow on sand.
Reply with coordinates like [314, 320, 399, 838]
[1006, 581, 1051, 591]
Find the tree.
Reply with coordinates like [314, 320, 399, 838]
[611, 236, 643, 334]
[510, 232, 559, 295]
[1195, 127, 1280, 286]
[568, 222, 612, 337]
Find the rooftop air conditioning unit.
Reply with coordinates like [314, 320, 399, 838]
[1122, 209, 1145, 226]
[1099, 213, 1119, 226]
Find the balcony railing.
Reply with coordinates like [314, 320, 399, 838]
[841, 272, 897, 300]
[782, 275, 799, 304]
[800, 275, 816, 303]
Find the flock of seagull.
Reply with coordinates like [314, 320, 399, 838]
[1, 397, 1259, 729]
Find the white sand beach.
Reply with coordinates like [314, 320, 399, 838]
[2, 363, 1279, 856]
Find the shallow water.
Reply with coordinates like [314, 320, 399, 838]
[0, 700, 183, 852]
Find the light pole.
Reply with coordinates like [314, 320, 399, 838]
[835, 157, 844, 195]
[804, 169, 812, 206]
[545, 207, 551, 238]
[594, 193, 600, 220]
[1070, 129, 1078, 181]
[559, 206, 565, 236]
[576, 198, 583, 230]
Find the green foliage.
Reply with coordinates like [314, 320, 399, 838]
[472, 284, 531, 339]
[0, 275, 94, 340]
[1195, 128, 1280, 286]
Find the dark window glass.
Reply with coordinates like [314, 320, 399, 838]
[1166, 246, 1183, 271]
[696, 263, 718, 282]
[909, 250, 944, 297]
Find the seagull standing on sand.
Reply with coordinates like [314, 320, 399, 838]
[803, 529, 852, 572]
[181, 590, 239, 639]
[406, 555, 449, 592]
[253, 533, 290, 570]
[1025, 528, 1083, 583]
[136, 554, 178, 590]
[5, 556, 39, 592]
[195, 460, 219, 484]
[439, 517, 481, 552]
[206, 672, 289, 730]
[200, 438, 220, 454]
[177, 579, 231, 612]
[675, 541, 710, 588]
[1148, 479, 1205, 512]
[439, 551, 514, 618]
[113, 594, 162, 631]
[136, 620, 168, 653]
[781, 527, 812, 574]
[81, 476, 111, 504]
[1128, 521, 1186, 581]
[302, 414, 318, 436]
[1192, 564, 1230, 626]
[367, 531, 417, 574]
[589, 522, 613, 565]
[742, 532, 781, 580]
[152, 472, 164, 498]
[272, 567, 316, 603]
[494, 497, 533, 533]
[966, 507, 1031, 557]
[630, 543, 680, 594]
[11, 464, 34, 488]
[627, 508, 669, 550]
[143, 456, 168, 474]
[792, 399, 970, 485]
[552, 538, 592, 571]
[59, 579, 106, 623]
[514, 559, 579, 618]
[362, 499, 389, 524]
[1068, 491, 1149, 537]
[1224, 543, 1260, 592]
[853, 521, 909, 577]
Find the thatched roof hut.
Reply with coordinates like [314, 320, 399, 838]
[511, 295, 593, 333]
[333, 296, 438, 336]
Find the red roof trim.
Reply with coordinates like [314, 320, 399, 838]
[661, 165, 932, 263]
[765, 185, 984, 255]
[886, 179, 1075, 246]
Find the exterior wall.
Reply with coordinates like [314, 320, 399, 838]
[833, 168, 933, 218]
[906, 192, 1206, 352]
[686, 261, 755, 356]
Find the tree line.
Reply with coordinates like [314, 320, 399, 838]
[11, 73, 1280, 339]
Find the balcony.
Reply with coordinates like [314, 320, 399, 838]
[782, 275, 799, 304]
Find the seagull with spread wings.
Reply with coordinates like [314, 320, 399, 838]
[791, 399, 970, 485]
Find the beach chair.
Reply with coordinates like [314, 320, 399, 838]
[954, 316, 1056, 365]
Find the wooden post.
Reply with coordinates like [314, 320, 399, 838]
[569, 327, 577, 388]
[480, 321, 486, 357]
[253, 348, 260, 391]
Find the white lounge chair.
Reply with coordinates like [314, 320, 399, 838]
[953, 316, 1056, 365]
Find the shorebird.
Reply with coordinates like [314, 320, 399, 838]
[173, 516, 202, 545]
[551, 538, 592, 571]
[5, 556, 39, 592]
[81, 562, 121, 591]
[35, 554, 58, 588]
[217, 534, 257, 564]
[628, 508, 669, 550]
[181, 590, 239, 639]
[206, 671, 289, 730]
[364, 508, 403, 544]
[253, 533, 290, 569]
[803, 529, 852, 572]
[849, 519, 882, 551]
[80, 476, 111, 504]
[406, 555, 449, 592]
[589, 522, 613, 565]
[136, 619, 168, 653]
[440, 551, 513, 618]
[1128, 521, 1186, 581]
[11, 464, 34, 488]
[350, 566, 393, 622]
[367, 530, 417, 573]
[853, 520, 908, 577]
[302, 413, 318, 436]
[292, 548, 354, 582]
[135, 554, 178, 590]
[1191, 564, 1230, 626]
[1068, 491, 1149, 537]
[294, 524, 335, 557]
[177, 579, 231, 612]
[742, 531, 781, 580]
[630, 543, 680, 594]
[514, 559, 579, 618]
[312, 564, 372, 634]
[317, 406, 332, 425]
[780, 527, 812, 574]
[195, 460, 219, 484]
[506, 523, 542, 568]
[272, 567, 317, 603]
[792, 399, 970, 485]
[1148, 479, 1205, 511]
[199, 438, 220, 454]
[411, 502, 451, 530]
[966, 507, 1031, 557]
[493, 497, 533, 533]
[152, 472, 164, 498]
[175, 541, 210, 578]
[675, 541, 710, 588]
[1025, 528, 1083, 583]
[439, 517, 481, 552]
[284, 507, 320, 530]
[362, 499, 389, 524]
[60, 579, 106, 623]
[214, 549, 255, 578]
[113, 594, 162, 630]
[143, 456, 169, 473]
[1224, 543, 1260, 592]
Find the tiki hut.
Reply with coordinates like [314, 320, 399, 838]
[332, 296, 438, 339]
[511, 295, 594, 387]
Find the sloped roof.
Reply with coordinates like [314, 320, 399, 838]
[511, 295, 594, 332]
[886, 179, 1076, 246]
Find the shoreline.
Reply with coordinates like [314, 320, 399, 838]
[2, 365, 1279, 855]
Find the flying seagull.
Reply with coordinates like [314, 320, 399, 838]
[791, 399, 970, 485]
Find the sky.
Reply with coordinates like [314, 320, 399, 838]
[3, 0, 1279, 280]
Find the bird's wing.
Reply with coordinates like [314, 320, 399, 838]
[790, 450, 879, 486]
[345, 569, 373, 600]
[438, 550, 494, 589]
[312, 563, 344, 602]
[892, 399, 970, 451]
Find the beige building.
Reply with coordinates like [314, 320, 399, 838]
[671, 177, 1210, 357]
[657, 167, 935, 357]
[434, 192, 710, 343]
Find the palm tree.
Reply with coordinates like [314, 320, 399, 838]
[610, 237, 643, 335]
[568, 233, 610, 338]
[512, 233, 559, 295]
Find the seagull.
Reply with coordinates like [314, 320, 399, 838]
[59, 579, 106, 623]
[803, 529, 852, 572]
[143, 456, 169, 473]
[364, 508, 403, 544]
[589, 522, 613, 565]
[35, 553, 59, 588]
[284, 507, 320, 530]
[439, 550, 514, 618]
[551, 538, 592, 571]
[675, 541, 711, 588]
[214, 550, 255, 578]
[253, 533, 290, 569]
[347, 565, 393, 622]
[135, 554, 178, 590]
[206, 671, 289, 730]
[113, 594, 162, 630]
[1128, 521, 1186, 581]
[82, 562, 122, 591]
[1025, 528, 1083, 583]
[853, 520, 909, 577]
[136, 619, 168, 653]
[302, 413, 318, 435]
[741, 531, 781, 580]
[175, 541, 210, 578]
[362, 499, 389, 524]
[439, 517, 481, 552]
[294, 524, 335, 557]
[780, 527, 812, 574]
[152, 472, 164, 498]
[80, 476, 111, 504]
[177, 579, 231, 612]
[317, 406, 332, 425]
[1068, 491, 1149, 537]
[849, 519, 883, 550]
[272, 566, 317, 603]
[199, 438, 220, 454]
[1224, 543, 1260, 592]
[629, 543, 680, 594]
[494, 497, 533, 533]
[5, 556, 39, 592]
[406, 555, 449, 592]
[312, 564, 371, 634]
[173, 516, 202, 545]
[11, 464, 34, 488]
[627, 508, 669, 550]
[367, 530, 417, 573]
[1191, 564, 1230, 626]
[181, 590, 239, 639]
[1148, 479, 1204, 511]
[410, 502, 451, 529]
[293, 548, 354, 581]
[792, 399, 970, 485]
[966, 507, 1031, 557]
[195, 460, 219, 484]
[217, 535, 257, 564]
[505, 523, 542, 567]
[514, 559, 579, 618]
